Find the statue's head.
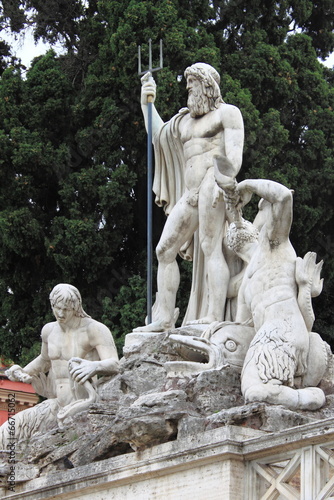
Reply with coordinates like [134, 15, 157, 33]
[49, 284, 90, 318]
[184, 62, 223, 117]
[226, 219, 259, 256]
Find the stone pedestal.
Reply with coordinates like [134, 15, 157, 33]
[2, 418, 334, 499]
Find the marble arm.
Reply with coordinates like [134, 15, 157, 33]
[222, 106, 244, 177]
[140, 72, 164, 136]
[213, 106, 244, 209]
[23, 353, 51, 375]
[6, 352, 51, 383]
[237, 179, 291, 205]
[237, 179, 293, 242]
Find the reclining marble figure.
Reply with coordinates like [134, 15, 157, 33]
[167, 177, 330, 411]
[0, 284, 119, 445]
[134, 62, 244, 332]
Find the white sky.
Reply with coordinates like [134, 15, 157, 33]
[321, 52, 334, 68]
[2, 27, 65, 68]
[3, 27, 334, 69]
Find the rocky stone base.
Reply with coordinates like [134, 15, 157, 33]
[2, 419, 334, 499]
[1, 327, 333, 486]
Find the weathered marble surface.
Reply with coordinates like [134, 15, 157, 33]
[0, 284, 119, 447]
[169, 178, 330, 412]
[135, 62, 244, 332]
[1, 326, 332, 485]
[4, 419, 334, 499]
[0, 63, 332, 493]
[135, 60, 331, 415]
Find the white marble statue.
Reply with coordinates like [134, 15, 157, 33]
[166, 177, 330, 411]
[135, 62, 244, 332]
[166, 321, 256, 377]
[221, 177, 327, 410]
[0, 284, 119, 445]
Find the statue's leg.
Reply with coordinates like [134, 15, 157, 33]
[242, 375, 325, 411]
[134, 194, 198, 332]
[195, 172, 229, 323]
[241, 324, 325, 411]
[0, 399, 59, 448]
[302, 332, 329, 387]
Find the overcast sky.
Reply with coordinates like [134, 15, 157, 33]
[3, 28, 65, 68]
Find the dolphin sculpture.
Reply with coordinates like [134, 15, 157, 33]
[165, 322, 255, 377]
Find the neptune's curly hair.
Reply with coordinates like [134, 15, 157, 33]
[184, 62, 224, 110]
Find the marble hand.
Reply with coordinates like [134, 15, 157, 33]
[5, 365, 33, 383]
[68, 357, 97, 385]
[141, 72, 156, 105]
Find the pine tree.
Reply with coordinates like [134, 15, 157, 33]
[0, 0, 333, 359]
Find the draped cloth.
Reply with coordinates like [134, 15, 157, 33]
[152, 108, 209, 324]
[152, 109, 187, 216]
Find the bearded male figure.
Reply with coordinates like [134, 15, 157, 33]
[135, 63, 244, 332]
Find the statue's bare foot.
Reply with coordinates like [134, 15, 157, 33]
[187, 316, 218, 326]
[133, 320, 172, 333]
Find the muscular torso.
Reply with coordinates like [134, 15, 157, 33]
[48, 321, 92, 360]
[179, 106, 228, 190]
[46, 319, 95, 405]
[240, 238, 300, 331]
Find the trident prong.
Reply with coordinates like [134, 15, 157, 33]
[138, 39, 163, 75]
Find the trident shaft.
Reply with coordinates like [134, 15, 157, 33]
[138, 39, 163, 324]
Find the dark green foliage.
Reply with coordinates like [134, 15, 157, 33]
[0, 48, 138, 361]
[101, 274, 147, 355]
[0, 0, 333, 363]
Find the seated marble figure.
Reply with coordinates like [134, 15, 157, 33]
[0, 284, 119, 446]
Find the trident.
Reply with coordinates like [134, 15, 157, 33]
[138, 39, 163, 324]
